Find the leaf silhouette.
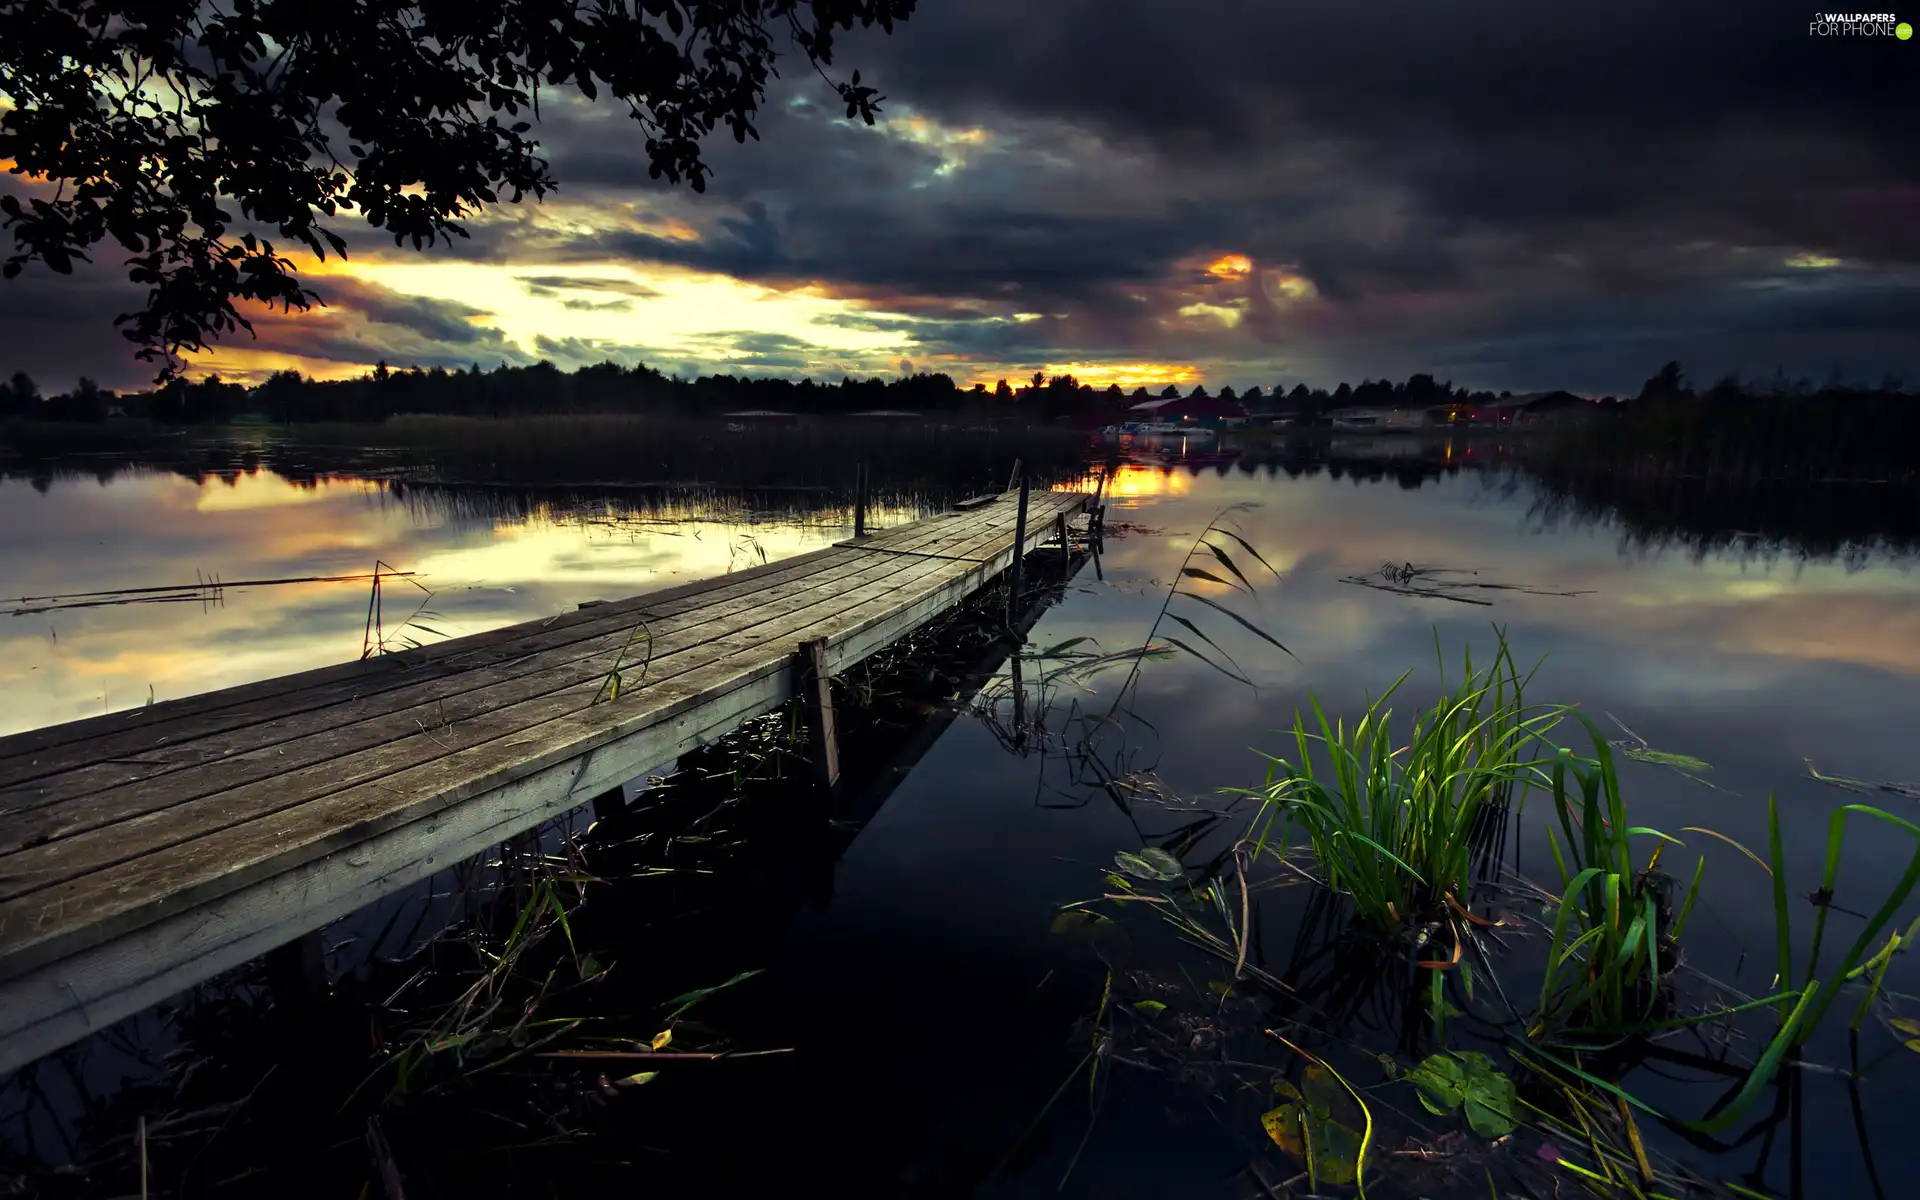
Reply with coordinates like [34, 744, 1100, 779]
[1162, 636, 1252, 685]
[1177, 590, 1297, 661]
[1165, 612, 1245, 678]
[1180, 566, 1239, 591]
[1207, 527, 1281, 578]
[1203, 541, 1256, 594]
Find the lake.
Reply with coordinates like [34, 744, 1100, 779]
[2, 425, 1917, 1197]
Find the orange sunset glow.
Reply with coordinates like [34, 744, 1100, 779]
[1205, 254, 1253, 280]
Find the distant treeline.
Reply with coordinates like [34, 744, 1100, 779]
[1, 362, 1915, 477]
[0, 360, 1560, 425]
[0, 413, 1097, 501]
[1536, 360, 1920, 476]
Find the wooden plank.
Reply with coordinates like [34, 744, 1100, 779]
[0, 502, 1023, 805]
[0, 497, 1014, 773]
[0, 543, 950, 825]
[0, 549, 975, 889]
[0, 524, 1042, 986]
[0, 660, 783, 1079]
[0, 496, 1080, 885]
[0, 543, 850, 764]
[0, 491, 1088, 1074]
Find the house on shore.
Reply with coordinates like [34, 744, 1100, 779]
[1326, 405, 1442, 431]
[1126, 395, 1250, 427]
[1446, 390, 1593, 426]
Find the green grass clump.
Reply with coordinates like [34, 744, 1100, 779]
[1531, 723, 1700, 1045]
[1249, 630, 1565, 939]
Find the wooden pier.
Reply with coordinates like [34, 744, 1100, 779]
[0, 487, 1090, 1077]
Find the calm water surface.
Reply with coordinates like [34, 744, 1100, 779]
[3, 436, 1918, 1196]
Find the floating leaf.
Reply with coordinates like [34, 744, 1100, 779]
[617, 1070, 659, 1087]
[1261, 1102, 1307, 1156]
[650, 1028, 673, 1051]
[1133, 1000, 1167, 1015]
[1625, 747, 1711, 772]
[1208, 980, 1235, 998]
[1050, 910, 1106, 935]
[1407, 1052, 1467, 1116]
[1465, 1085, 1516, 1139]
[1890, 1017, 1920, 1052]
[1406, 1051, 1517, 1139]
[1114, 847, 1184, 881]
[1261, 1089, 1361, 1185]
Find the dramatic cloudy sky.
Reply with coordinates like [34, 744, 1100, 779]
[4, 0, 1918, 395]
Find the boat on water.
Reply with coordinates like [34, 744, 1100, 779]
[1099, 422, 1217, 439]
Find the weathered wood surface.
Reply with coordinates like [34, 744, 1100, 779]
[0, 489, 1088, 1077]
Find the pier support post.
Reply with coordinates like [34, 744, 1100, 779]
[265, 930, 326, 1010]
[853, 462, 869, 539]
[1054, 511, 1070, 576]
[1006, 470, 1030, 630]
[797, 637, 841, 789]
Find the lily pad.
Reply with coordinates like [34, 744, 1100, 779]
[1114, 847, 1185, 881]
[1133, 999, 1168, 1014]
[1261, 1072, 1362, 1184]
[1050, 910, 1104, 935]
[1405, 1050, 1517, 1139]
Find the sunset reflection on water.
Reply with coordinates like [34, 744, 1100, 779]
[0, 469, 891, 736]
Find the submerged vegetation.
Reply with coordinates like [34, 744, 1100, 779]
[1049, 615, 1920, 1196]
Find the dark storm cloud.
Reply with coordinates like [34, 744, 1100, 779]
[0, 267, 154, 391]
[7, 0, 1916, 390]
[310, 277, 497, 345]
[515, 274, 663, 299]
[500, 0, 1918, 389]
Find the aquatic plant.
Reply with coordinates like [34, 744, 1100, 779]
[1528, 725, 1699, 1046]
[1245, 630, 1564, 940]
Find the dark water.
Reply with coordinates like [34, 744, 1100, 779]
[3, 426, 1918, 1197]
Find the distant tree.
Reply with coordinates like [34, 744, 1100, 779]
[1105, 382, 1123, 397]
[41, 375, 111, 421]
[1240, 385, 1262, 402]
[994, 378, 1013, 399]
[1708, 372, 1743, 400]
[1159, 385, 1180, 398]
[1131, 386, 1150, 398]
[1187, 384, 1209, 399]
[970, 382, 987, 394]
[0, 368, 37, 417]
[1047, 373, 1079, 391]
[1217, 385, 1237, 400]
[1031, 371, 1047, 390]
[1330, 381, 1353, 406]
[0, 0, 915, 378]
[1637, 361, 1693, 403]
